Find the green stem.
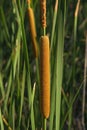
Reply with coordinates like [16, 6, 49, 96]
[43, 117, 46, 130]
[43, 27, 46, 36]
[27, 2, 30, 8]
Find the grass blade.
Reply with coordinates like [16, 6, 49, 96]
[0, 73, 5, 99]
[51, 0, 58, 51]
[0, 109, 4, 130]
[55, 9, 64, 130]
[19, 63, 26, 126]
[0, 6, 9, 37]
[30, 83, 36, 130]
[4, 69, 12, 113]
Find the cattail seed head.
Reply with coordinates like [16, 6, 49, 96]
[28, 7, 38, 58]
[40, 0, 46, 28]
[28, 7, 37, 38]
[40, 36, 50, 118]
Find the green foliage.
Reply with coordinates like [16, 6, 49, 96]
[0, 0, 87, 130]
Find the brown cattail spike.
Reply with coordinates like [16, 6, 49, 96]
[28, 7, 37, 38]
[28, 7, 38, 57]
[40, 36, 50, 118]
[40, 0, 46, 28]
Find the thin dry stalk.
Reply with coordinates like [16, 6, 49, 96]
[75, 0, 80, 17]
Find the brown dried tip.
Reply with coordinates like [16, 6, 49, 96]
[40, 36, 50, 118]
[75, 0, 80, 17]
[28, 7, 38, 58]
[40, 0, 46, 28]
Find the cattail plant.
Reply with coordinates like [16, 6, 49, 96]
[0, 0, 86, 130]
[40, 0, 50, 125]
[27, 0, 38, 58]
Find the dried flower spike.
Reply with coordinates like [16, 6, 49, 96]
[40, 0, 46, 28]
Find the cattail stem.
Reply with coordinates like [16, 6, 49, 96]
[43, 27, 46, 36]
[27, 0, 31, 7]
[43, 117, 46, 130]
